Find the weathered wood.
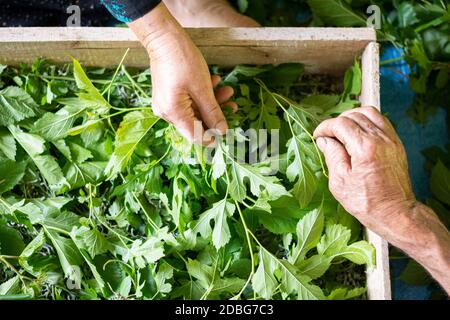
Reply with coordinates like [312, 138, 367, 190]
[0, 27, 375, 74]
[0, 27, 391, 300]
[360, 42, 392, 300]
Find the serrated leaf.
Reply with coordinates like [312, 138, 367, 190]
[0, 159, 27, 194]
[68, 142, 93, 163]
[70, 226, 111, 258]
[193, 199, 235, 250]
[72, 59, 111, 114]
[0, 225, 25, 256]
[32, 104, 85, 141]
[155, 263, 174, 294]
[105, 109, 158, 179]
[308, 0, 366, 27]
[340, 241, 376, 268]
[286, 135, 318, 208]
[8, 125, 68, 192]
[296, 255, 331, 279]
[289, 207, 324, 264]
[279, 260, 325, 300]
[0, 86, 37, 126]
[211, 145, 226, 180]
[44, 229, 83, 288]
[0, 276, 21, 295]
[252, 248, 278, 299]
[8, 125, 45, 156]
[317, 224, 351, 257]
[0, 128, 16, 160]
[229, 161, 289, 202]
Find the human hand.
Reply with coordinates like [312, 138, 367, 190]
[129, 3, 235, 144]
[164, 0, 260, 27]
[313, 106, 417, 236]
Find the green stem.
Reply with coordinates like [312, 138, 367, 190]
[232, 201, 256, 300]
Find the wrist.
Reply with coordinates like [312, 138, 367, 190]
[128, 2, 187, 57]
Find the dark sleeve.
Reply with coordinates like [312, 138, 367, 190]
[101, 0, 162, 23]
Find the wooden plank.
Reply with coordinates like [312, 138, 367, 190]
[360, 42, 392, 300]
[0, 27, 376, 74]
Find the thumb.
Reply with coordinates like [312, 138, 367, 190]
[316, 137, 351, 175]
[193, 89, 228, 135]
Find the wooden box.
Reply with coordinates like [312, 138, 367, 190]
[0, 27, 390, 300]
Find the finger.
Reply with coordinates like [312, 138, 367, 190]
[341, 113, 382, 136]
[193, 89, 228, 135]
[316, 137, 351, 175]
[211, 75, 222, 88]
[164, 107, 210, 145]
[342, 106, 396, 135]
[313, 117, 364, 156]
[222, 101, 238, 113]
[215, 86, 234, 104]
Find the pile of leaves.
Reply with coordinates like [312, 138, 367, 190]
[0, 56, 375, 300]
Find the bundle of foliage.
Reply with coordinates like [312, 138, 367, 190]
[234, 0, 450, 124]
[0, 56, 374, 300]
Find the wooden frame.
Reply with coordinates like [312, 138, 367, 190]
[0, 27, 391, 300]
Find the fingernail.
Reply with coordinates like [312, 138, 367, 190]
[316, 137, 327, 151]
[216, 120, 228, 135]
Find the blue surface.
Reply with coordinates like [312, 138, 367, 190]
[380, 46, 449, 300]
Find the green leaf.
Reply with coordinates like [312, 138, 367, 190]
[289, 207, 324, 264]
[340, 241, 376, 268]
[44, 229, 83, 288]
[308, 0, 366, 27]
[317, 224, 351, 257]
[19, 230, 46, 275]
[430, 160, 450, 205]
[296, 255, 331, 279]
[8, 125, 68, 192]
[252, 248, 278, 299]
[0, 128, 16, 160]
[64, 161, 107, 190]
[155, 263, 174, 294]
[121, 228, 168, 269]
[70, 226, 111, 258]
[32, 104, 86, 141]
[279, 259, 325, 300]
[342, 61, 362, 101]
[105, 109, 158, 179]
[33, 155, 69, 193]
[40, 211, 81, 233]
[211, 144, 226, 180]
[72, 59, 111, 114]
[286, 135, 318, 208]
[0, 159, 27, 194]
[68, 142, 93, 163]
[0, 276, 21, 295]
[0, 225, 25, 256]
[229, 161, 289, 202]
[8, 125, 45, 156]
[327, 287, 366, 300]
[193, 199, 236, 250]
[396, 2, 419, 28]
[255, 196, 310, 234]
[0, 86, 37, 126]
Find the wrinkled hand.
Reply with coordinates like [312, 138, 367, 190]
[130, 3, 236, 144]
[313, 106, 417, 235]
